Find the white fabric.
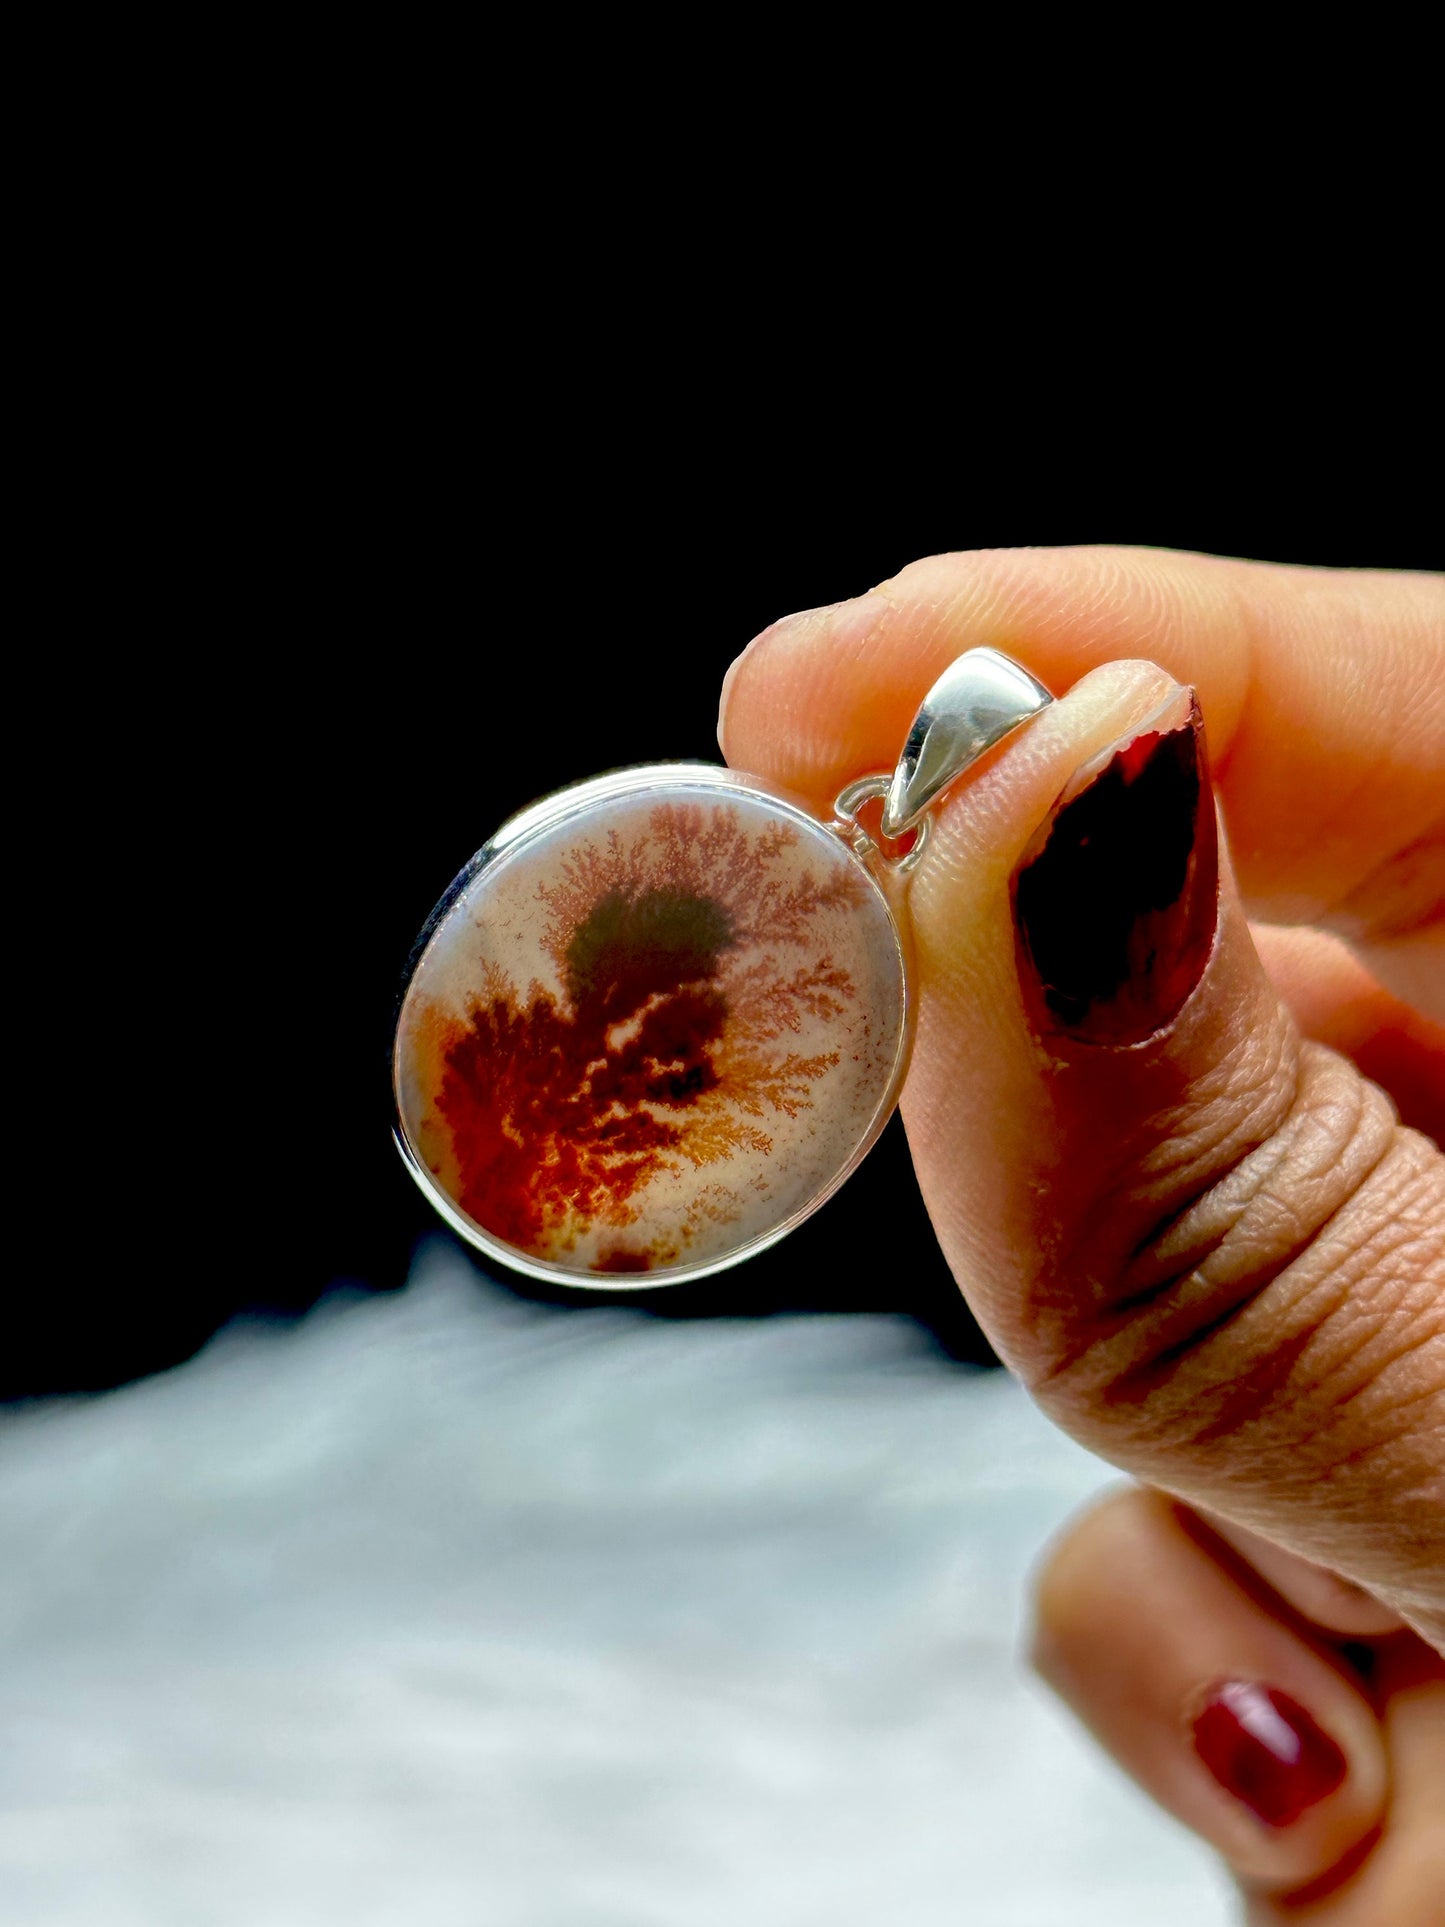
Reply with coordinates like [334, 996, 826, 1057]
[0, 1238, 1232, 1926]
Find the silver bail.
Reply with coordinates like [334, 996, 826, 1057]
[880, 647, 1054, 840]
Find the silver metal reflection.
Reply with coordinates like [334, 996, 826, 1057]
[832, 774, 932, 876]
[880, 647, 1055, 840]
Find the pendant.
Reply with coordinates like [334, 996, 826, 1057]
[391, 648, 1053, 1286]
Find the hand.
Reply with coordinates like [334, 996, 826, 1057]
[718, 546, 1444, 1921]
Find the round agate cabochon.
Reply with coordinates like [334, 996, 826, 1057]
[392, 764, 912, 1286]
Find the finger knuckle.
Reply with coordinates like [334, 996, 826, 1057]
[1037, 1045, 1445, 1568]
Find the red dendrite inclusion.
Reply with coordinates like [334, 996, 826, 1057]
[416, 801, 875, 1272]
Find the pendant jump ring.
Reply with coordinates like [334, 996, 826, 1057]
[832, 775, 932, 875]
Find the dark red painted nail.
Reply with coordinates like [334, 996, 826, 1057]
[1192, 1682, 1347, 1828]
[1012, 689, 1219, 1046]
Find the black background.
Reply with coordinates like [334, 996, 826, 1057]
[16, 289, 1440, 1401]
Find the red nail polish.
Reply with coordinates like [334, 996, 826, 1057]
[1192, 1682, 1347, 1828]
[1012, 689, 1219, 1046]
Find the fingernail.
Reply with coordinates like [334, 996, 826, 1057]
[1011, 687, 1219, 1046]
[1191, 1681, 1348, 1828]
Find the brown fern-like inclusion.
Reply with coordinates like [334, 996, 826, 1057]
[427, 801, 868, 1270]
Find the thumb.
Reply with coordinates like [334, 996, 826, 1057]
[726, 641, 1445, 1649]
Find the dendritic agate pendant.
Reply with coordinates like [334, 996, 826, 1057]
[391, 648, 1054, 1287]
[392, 766, 912, 1285]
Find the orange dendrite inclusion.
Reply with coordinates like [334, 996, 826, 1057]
[395, 782, 907, 1279]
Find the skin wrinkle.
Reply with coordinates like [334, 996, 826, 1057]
[1313, 791, 1444, 934]
[1130, 973, 1299, 1190]
[1126, 1057, 1301, 1257]
[1299, 1165, 1445, 1480]
[1326, 816, 1445, 942]
[1298, 1362, 1442, 1491]
[1038, 1008, 1303, 1360]
[1192, 1066, 1399, 1293]
[1095, 1157, 1443, 1620]
[1239, 1219, 1441, 1503]
[1083, 1168, 1412, 1454]
[1312, 1356, 1444, 1485]
[1313, 1280, 1443, 1441]
[1036, 1062, 1436, 1497]
[1122, 1048, 1301, 1282]
[1213, 565, 1264, 789]
[1122, 1109, 1307, 1309]
[1132, 1042, 1383, 1317]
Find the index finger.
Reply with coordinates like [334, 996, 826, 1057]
[718, 546, 1444, 968]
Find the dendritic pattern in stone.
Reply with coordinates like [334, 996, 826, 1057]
[393, 771, 909, 1283]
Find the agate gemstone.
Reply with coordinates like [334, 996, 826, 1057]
[392, 765, 911, 1284]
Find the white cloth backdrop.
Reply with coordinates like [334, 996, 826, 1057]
[0, 1237, 1234, 1926]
